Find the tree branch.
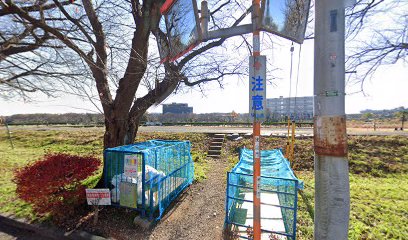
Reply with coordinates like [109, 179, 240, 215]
[5, 3, 93, 64]
[179, 6, 252, 68]
[52, 0, 96, 45]
[82, 0, 112, 107]
[182, 72, 241, 86]
[1, 29, 52, 60]
[0, 0, 73, 17]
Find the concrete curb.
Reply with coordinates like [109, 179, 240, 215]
[0, 214, 107, 240]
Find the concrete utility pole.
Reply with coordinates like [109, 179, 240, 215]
[314, 0, 350, 239]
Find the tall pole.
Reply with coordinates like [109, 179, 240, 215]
[314, 0, 350, 239]
[1, 117, 14, 149]
[252, 0, 261, 239]
[5, 121, 14, 149]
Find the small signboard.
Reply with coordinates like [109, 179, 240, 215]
[85, 189, 111, 205]
[120, 182, 138, 208]
[249, 56, 267, 122]
[124, 154, 139, 178]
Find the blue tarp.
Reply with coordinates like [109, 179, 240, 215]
[232, 148, 303, 189]
[225, 148, 303, 239]
[104, 140, 194, 220]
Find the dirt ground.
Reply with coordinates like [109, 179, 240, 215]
[77, 157, 228, 240]
[148, 158, 227, 240]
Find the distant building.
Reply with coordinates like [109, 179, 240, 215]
[162, 103, 193, 114]
[266, 96, 313, 121]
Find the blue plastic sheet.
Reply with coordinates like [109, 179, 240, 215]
[225, 148, 303, 239]
[232, 148, 303, 189]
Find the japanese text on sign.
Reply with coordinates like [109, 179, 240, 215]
[249, 56, 266, 121]
[124, 154, 139, 178]
[86, 189, 111, 205]
[255, 136, 260, 158]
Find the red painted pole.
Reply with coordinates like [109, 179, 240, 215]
[253, 122, 261, 240]
[252, 0, 261, 239]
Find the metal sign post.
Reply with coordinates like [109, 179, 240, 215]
[159, 1, 311, 239]
[249, 55, 265, 240]
[251, 1, 261, 239]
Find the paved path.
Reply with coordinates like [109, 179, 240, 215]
[0, 215, 105, 240]
[8, 125, 408, 136]
[0, 215, 55, 240]
[139, 126, 408, 136]
[0, 226, 54, 240]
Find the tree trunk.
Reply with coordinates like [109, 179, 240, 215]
[97, 115, 141, 187]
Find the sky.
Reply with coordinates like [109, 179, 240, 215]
[154, 39, 407, 114]
[1, 41, 406, 116]
[0, 2, 407, 116]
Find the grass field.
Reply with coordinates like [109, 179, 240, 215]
[0, 127, 407, 239]
[0, 128, 210, 219]
[222, 135, 408, 239]
[0, 129, 105, 219]
[294, 172, 408, 239]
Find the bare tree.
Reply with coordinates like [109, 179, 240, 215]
[1, 0, 259, 183]
[0, 1, 82, 99]
[395, 109, 407, 130]
[5, 0, 403, 185]
[291, 0, 406, 89]
[346, 0, 408, 90]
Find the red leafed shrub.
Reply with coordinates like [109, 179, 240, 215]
[14, 153, 100, 219]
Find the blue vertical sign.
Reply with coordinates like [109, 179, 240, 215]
[249, 56, 266, 121]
